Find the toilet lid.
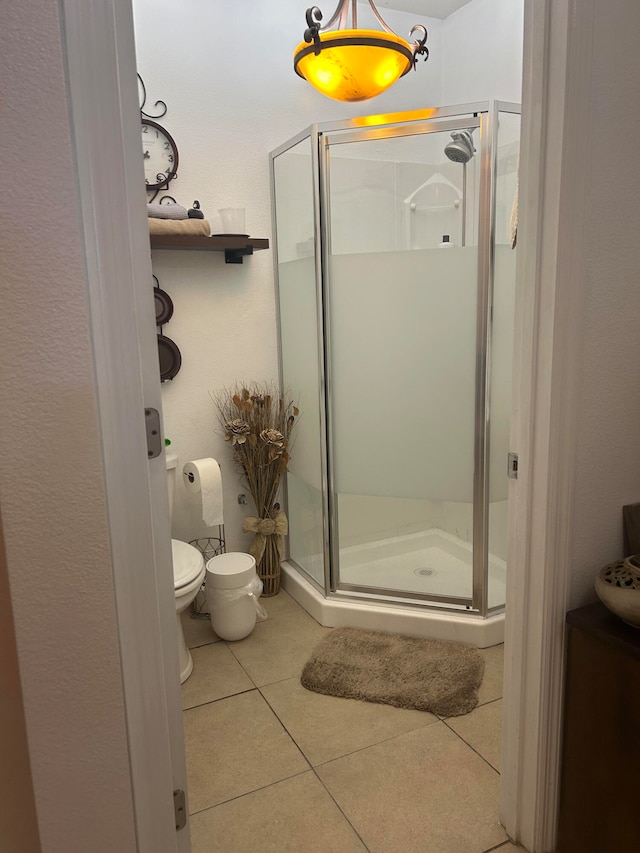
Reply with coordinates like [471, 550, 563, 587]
[171, 539, 204, 589]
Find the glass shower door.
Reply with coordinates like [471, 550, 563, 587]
[322, 119, 481, 606]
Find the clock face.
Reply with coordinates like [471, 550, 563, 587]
[141, 119, 178, 190]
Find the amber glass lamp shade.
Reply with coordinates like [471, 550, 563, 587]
[294, 29, 414, 102]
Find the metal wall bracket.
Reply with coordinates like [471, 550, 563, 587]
[173, 789, 187, 831]
[508, 451, 519, 479]
[225, 246, 254, 264]
[145, 407, 162, 459]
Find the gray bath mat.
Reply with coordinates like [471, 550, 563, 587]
[301, 627, 484, 717]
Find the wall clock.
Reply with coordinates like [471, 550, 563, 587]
[142, 118, 179, 191]
[138, 74, 179, 199]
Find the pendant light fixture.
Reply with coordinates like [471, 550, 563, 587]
[294, 1, 429, 103]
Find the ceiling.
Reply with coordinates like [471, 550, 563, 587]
[375, 0, 473, 19]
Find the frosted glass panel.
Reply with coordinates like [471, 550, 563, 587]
[330, 249, 477, 502]
[273, 141, 324, 586]
[326, 130, 479, 600]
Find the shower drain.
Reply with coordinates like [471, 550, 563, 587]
[414, 567, 437, 577]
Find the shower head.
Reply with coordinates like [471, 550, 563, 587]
[444, 130, 476, 164]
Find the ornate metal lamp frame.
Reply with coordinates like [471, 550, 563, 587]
[296, 0, 429, 77]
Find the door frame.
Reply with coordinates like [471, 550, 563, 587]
[501, 0, 592, 850]
[61, 0, 585, 851]
[60, 1, 189, 851]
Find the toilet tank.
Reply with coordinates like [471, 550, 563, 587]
[166, 451, 178, 521]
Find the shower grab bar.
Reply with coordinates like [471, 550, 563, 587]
[408, 201, 461, 211]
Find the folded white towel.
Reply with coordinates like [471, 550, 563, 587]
[147, 202, 188, 220]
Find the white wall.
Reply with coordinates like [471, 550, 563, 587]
[0, 5, 137, 852]
[441, 0, 524, 104]
[568, 0, 640, 607]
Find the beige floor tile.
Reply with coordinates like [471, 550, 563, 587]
[478, 643, 504, 705]
[259, 588, 302, 620]
[227, 611, 329, 687]
[446, 699, 503, 771]
[485, 844, 528, 852]
[181, 610, 220, 649]
[181, 643, 254, 710]
[189, 771, 366, 853]
[184, 690, 309, 813]
[261, 675, 437, 766]
[180, 588, 299, 649]
[317, 722, 507, 853]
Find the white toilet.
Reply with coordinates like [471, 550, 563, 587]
[166, 451, 206, 683]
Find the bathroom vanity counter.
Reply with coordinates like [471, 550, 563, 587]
[558, 602, 640, 852]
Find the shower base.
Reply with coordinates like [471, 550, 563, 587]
[340, 528, 506, 609]
[281, 529, 505, 648]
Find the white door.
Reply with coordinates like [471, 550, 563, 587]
[61, 1, 190, 850]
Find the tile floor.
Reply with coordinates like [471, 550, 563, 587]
[180, 590, 527, 853]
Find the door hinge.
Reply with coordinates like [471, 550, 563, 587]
[173, 789, 187, 831]
[145, 407, 162, 459]
[507, 451, 519, 480]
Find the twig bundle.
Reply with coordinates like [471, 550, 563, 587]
[215, 382, 298, 517]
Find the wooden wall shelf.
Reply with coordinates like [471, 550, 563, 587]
[150, 234, 269, 264]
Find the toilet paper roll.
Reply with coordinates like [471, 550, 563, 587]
[183, 458, 224, 527]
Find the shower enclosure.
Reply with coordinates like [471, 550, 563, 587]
[270, 102, 520, 645]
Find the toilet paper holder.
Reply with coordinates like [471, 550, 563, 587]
[188, 532, 226, 618]
[189, 533, 226, 564]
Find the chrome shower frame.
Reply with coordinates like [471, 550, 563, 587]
[270, 100, 521, 619]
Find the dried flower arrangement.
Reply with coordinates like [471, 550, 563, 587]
[215, 382, 299, 595]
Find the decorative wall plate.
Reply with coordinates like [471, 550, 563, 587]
[154, 286, 174, 326]
[157, 334, 182, 382]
